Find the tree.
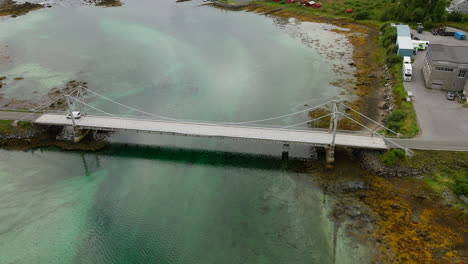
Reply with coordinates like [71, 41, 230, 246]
[447, 11, 463, 22]
[432, 0, 447, 22]
[423, 17, 433, 29]
[412, 8, 425, 22]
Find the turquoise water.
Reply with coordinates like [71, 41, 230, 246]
[0, 1, 369, 263]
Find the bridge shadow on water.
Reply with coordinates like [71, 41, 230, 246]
[56, 143, 314, 176]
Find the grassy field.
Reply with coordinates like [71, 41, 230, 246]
[0, 120, 32, 133]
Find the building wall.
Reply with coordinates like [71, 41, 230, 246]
[464, 78, 468, 102]
[397, 48, 414, 57]
[423, 53, 468, 91]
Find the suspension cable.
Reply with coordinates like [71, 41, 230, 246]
[70, 97, 117, 117]
[82, 86, 337, 124]
[19, 88, 80, 121]
[230, 100, 335, 125]
[337, 111, 413, 155]
[81, 87, 179, 121]
[336, 101, 399, 136]
[280, 112, 334, 129]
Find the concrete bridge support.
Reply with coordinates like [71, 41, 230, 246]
[73, 128, 90, 143]
[282, 143, 290, 160]
[325, 146, 335, 165]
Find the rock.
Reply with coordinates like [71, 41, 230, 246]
[390, 204, 401, 210]
[0, 76, 6, 80]
[14, 77, 24, 80]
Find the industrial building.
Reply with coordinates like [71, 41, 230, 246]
[422, 44, 468, 91]
[396, 25, 414, 57]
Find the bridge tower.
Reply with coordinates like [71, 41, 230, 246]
[65, 94, 89, 143]
[326, 101, 338, 165]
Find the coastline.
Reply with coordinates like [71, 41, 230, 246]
[0, 124, 110, 151]
[0, 2, 465, 263]
[309, 149, 467, 264]
[210, 2, 389, 130]
[208, 3, 468, 263]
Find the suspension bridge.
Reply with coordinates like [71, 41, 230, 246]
[9, 86, 416, 162]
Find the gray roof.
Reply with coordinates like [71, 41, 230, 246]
[428, 44, 468, 64]
[451, 0, 466, 6]
[396, 25, 411, 37]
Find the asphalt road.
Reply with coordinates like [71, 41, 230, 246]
[391, 138, 468, 152]
[0, 111, 41, 121]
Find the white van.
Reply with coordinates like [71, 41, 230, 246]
[403, 56, 411, 64]
[403, 64, 412, 82]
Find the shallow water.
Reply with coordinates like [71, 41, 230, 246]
[0, 1, 368, 263]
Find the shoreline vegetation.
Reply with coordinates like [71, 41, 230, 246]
[0, 0, 123, 18]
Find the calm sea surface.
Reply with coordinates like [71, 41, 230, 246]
[0, 1, 369, 263]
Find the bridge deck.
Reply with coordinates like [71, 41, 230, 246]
[34, 114, 388, 149]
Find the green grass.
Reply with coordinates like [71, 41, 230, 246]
[0, 109, 38, 113]
[446, 22, 468, 32]
[250, 1, 371, 21]
[0, 120, 32, 133]
[218, 0, 242, 4]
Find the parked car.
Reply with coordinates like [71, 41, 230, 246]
[66, 111, 82, 119]
[446, 91, 455, 100]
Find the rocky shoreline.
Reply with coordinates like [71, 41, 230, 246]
[208, 1, 250, 9]
[0, 0, 43, 17]
[0, 124, 110, 151]
[309, 149, 467, 264]
[356, 149, 424, 178]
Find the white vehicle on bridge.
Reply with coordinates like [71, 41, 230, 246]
[66, 111, 82, 119]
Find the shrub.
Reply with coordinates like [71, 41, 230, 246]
[386, 109, 407, 132]
[454, 173, 468, 196]
[380, 23, 390, 32]
[447, 12, 463, 22]
[388, 109, 407, 123]
[387, 120, 402, 132]
[353, 10, 370, 20]
[386, 54, 401, 64]
[423, 17, 433, 30]
[382, 149, 406, 167]
[393, 149, 406, 160]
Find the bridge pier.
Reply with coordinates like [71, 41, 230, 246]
[73, 128, 90, 143]
[282, 143, 290, 160]
[325, 146, 335, 165]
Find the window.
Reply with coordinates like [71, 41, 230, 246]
[459, 69, 467, 78]
[435, 67, 454, 72]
